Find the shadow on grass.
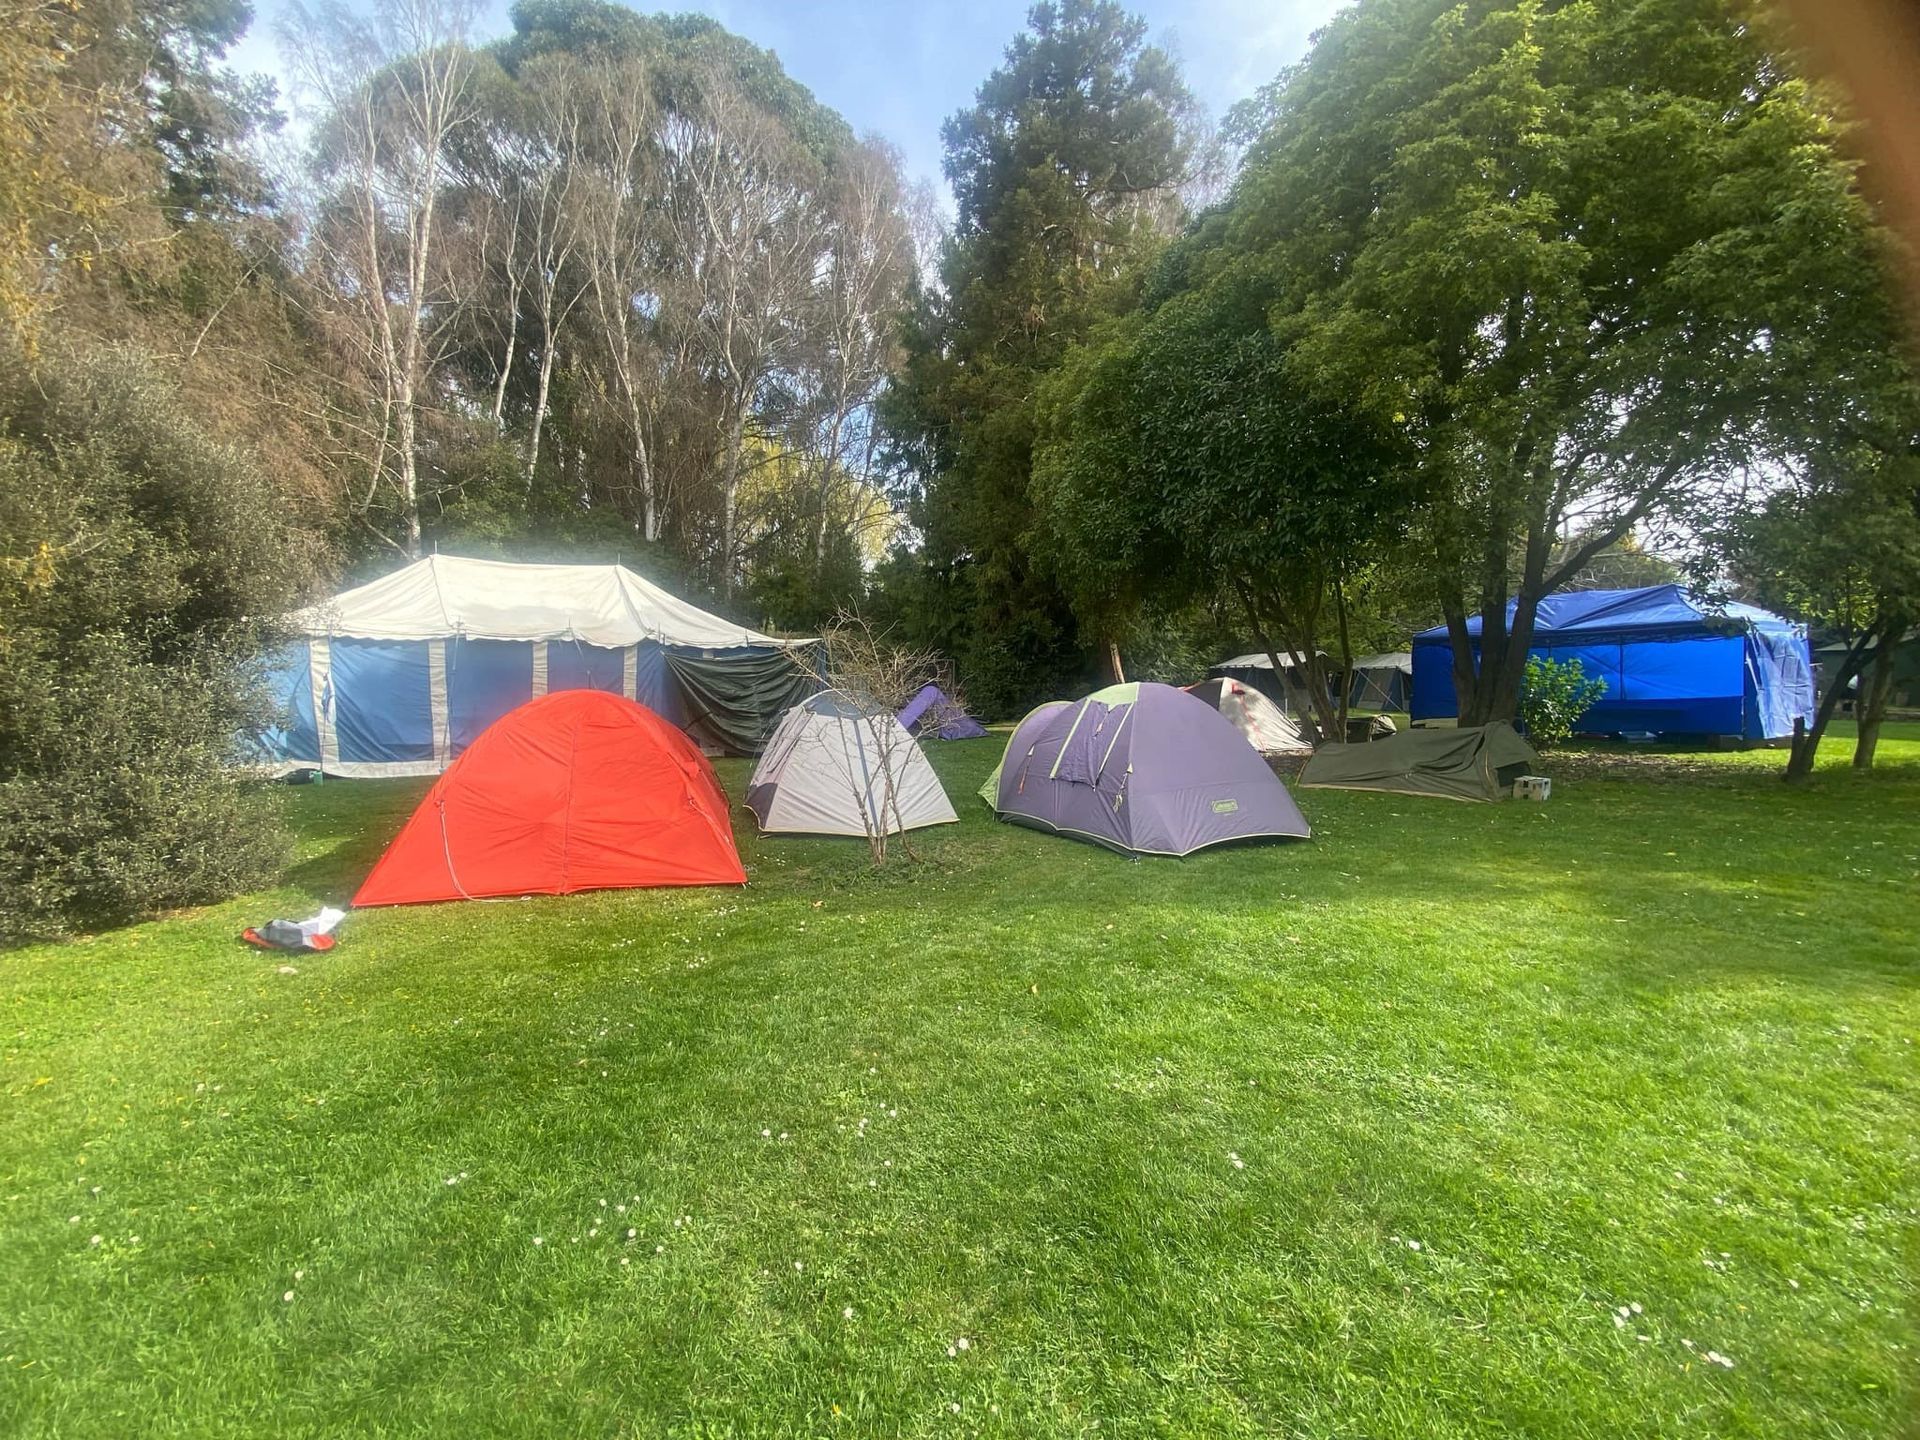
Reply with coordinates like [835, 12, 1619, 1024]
[273, 732, 1920, 1002]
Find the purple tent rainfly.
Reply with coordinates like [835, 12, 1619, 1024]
[978, 682, 1311, 856]
[897, 683, 989, 740]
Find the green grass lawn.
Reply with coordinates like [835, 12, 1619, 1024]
[3, 724, 1916, 1438]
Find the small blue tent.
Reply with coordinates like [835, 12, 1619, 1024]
[1411, 585, 1815, 740]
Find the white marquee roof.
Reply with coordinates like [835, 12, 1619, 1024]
[291, 555, 799, 649]
[1215, 650, 1410, 673]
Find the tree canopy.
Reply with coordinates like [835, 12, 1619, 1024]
[880, 0, 1199, 715]
[1213, 0, 1905, 724]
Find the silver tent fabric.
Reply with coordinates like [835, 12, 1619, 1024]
[747, 691, 958, 836]
[1185, 677, 1314, 755]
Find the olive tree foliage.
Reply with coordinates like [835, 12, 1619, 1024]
[0, 346, 318, 943]
[1221, 0, 1901, 726]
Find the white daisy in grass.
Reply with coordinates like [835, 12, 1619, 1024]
[620, 1257, 630, 1267]
[627, 1228, 637, 1239]
[89, 1235, 101, 1246]
[533, 1237, 544, 1246]
[843, 1306, 855, 1320]
[794, 1260, 804, 1271]
[1705, 1350, 1735, 1369]
[956, 1337, 971, 1351]
[655, 1245, 665, 1254]
[283, 1291, 294, 1302]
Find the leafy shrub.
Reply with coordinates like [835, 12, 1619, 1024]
[1519, 655, 1608, 748]
[0, 343, 318, 943]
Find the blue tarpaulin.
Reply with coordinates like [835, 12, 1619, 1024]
[1410, 585, 1814, 740]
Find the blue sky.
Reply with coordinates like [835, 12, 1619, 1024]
[232, 0, 1351, 198]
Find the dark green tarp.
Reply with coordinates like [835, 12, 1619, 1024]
[1298, 722, 1539, 802]
[665, 647, 822, 756]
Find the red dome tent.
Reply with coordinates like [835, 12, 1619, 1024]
[353, 689, 745, 907]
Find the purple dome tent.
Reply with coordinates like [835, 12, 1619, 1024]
[897, 683, 988, 740]
[979, 683, 1311, 856]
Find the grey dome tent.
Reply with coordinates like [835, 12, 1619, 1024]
[1208, 650, 1325, 717]
[1185, 677, 1313, 756]
[980, 682, 1311, 856]
[747, 691, 958, 836]
[1346, 653, 1412, 712]
[1299, 723, 1537, 802]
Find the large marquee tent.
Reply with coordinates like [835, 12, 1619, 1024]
[256, 556, 816, 776]
[353, 689, 745, 906]
[979, 682, 1311, 856]
[1411, 585, 1815, 740]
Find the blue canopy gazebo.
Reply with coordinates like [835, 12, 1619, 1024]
[1411, 585, 1814, 740]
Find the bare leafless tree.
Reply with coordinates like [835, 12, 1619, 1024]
[568, 55, 669, 538]
[804, 610, 966, 865]
[796, 138, 915, 569]
[663, 65, 825, 595]
[282, 0, 479, 555]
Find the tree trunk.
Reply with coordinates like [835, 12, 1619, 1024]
[396, 382, 421, 557]
[1787, 623, 1880, 782]
[491, 302, 517, 426]
[526, 337, 555, 490]
[1457, 591, 1540, 728]
[718, 403, 747, 597]
[1333, 569, 1353, 737]
[1107, 640, 1125, 683]
[1853, 632, 1898, 769]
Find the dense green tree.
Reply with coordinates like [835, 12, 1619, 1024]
[1222, 0, 1901, 726]
[1033, 255, 1413, 739]
[1732, 407, 1920, 778]
[881, 0, 1197, 715]
[0, 345, 318, 942]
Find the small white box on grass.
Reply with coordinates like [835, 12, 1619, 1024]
[1514, 776, 1551, 801]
